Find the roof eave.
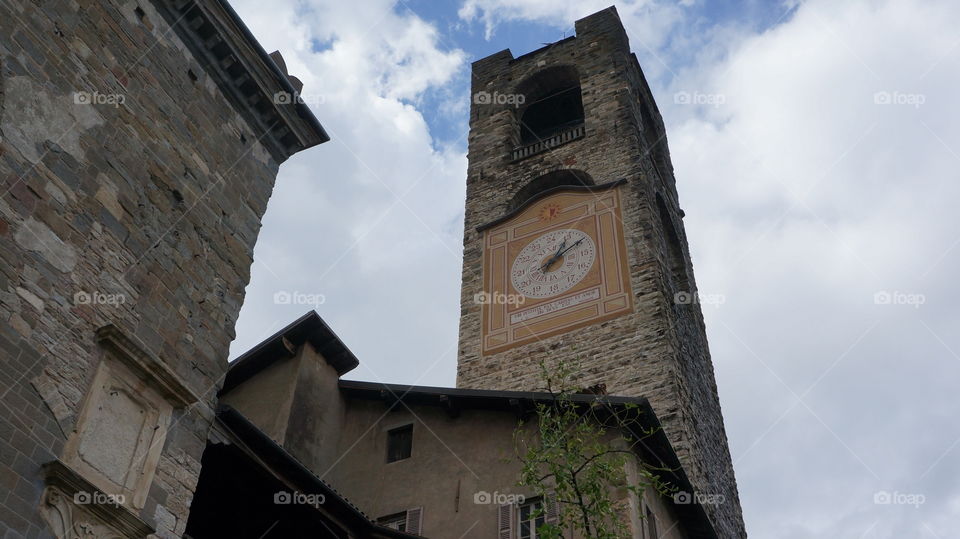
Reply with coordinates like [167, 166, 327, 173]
[221, 311, 359, 396]
[150, 0, 329, 164]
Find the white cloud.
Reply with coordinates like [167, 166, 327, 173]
[664, 0, 960, 536]
[459, 0, 684, 52]
[228, 0, 960, 536]
[228, 0, 468, 386]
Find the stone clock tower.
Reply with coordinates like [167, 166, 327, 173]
[456, 7, 746, 537]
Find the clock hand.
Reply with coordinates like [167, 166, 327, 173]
[540, 255, 559, 273]
[541, 237, 584, 272]
[539, 238, 568, 272]
[556, 237, 584, 257]
[553, 239, 567, 258]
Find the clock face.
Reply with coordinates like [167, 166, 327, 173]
[478, 185, 634, 356]
[510, 229, 596, 299]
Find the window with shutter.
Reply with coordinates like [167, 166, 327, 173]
[498, 503, 515, 539]
[377, 512, 407, 531]
[405, 506, 423, 535]
[378, 508, 423, 536]
[544, 494, 560, 525]
[517, 499, 546, 539]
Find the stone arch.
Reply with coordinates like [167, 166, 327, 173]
[509, 169, 594, 211]
[514, 65, 584, 144]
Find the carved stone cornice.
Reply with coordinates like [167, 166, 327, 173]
[95, 324, 200, 407]
[41, 460, 154, 538]
[150, 0, 329, 163]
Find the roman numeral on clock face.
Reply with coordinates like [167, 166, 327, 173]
[510, 229, 596, 300]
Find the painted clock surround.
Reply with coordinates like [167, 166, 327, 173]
[478, 181, 634, 355]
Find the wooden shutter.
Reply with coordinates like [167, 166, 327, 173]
[405, 507, 423, 535]
[498, 503, 515, 539]
[544, 494, 560, 524]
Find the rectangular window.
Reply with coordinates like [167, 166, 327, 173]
[645, 506, 658, 539]
[386, 424, 413, 462]
[377, 507, 422, 535]
[518, 499, 545, 539]
[378, 512, 407, 531]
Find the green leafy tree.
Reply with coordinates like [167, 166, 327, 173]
[514, 360, 674, 538]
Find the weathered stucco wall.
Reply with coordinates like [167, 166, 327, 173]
[284, 343, 347, 472]
[220, 354, 301, 443]
[221, 339, 694, 538]
[0, 1, 283, 536]
[220, 341, 347, 470]
[327, 397, 690, 539]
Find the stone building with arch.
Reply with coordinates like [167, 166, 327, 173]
[0, 2, 741, 538]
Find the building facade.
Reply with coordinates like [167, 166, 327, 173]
[201, 312, 714, 538]
[0, 0, 325, 536]
[455, 7, 746, 537]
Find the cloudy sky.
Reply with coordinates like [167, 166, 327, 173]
[227, 0, 960, 536]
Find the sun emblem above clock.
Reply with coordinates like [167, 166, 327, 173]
[537, 202, 562, 222]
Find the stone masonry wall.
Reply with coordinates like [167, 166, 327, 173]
[455, 8, 746, 538]
[0, 1, 282, 537]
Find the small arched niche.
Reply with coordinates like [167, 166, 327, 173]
[509, 169, 595, 212]
[515, 66, 584, 144]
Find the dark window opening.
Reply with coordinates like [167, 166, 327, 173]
[515, 65, 584, 145]
[378, 512, 407, 531]
[519, 86, 584, 143]
[645, 506, 659, 539]
[657, 194, 688, 293]
[636, 91, 672, 177]
[377, 507, 422, 535]
[637, 91, 655, 133]
[386, 424, 413, 462]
